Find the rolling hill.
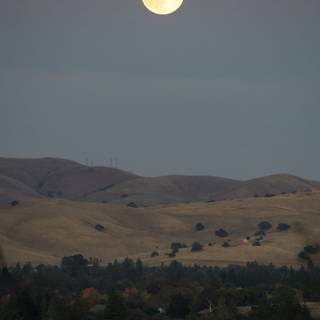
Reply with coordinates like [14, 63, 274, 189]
[82, 175, 241, 205]
[0, 175, 41, 204]
[0, 191, 320, 267]
[0, 157, 318, 206]
[0, 157, 138, 204]
[216, 174, 316, 200]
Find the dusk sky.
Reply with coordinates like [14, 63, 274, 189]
[1, 0, 320, 179]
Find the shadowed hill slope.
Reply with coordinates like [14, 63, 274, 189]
[0, 157, 139, 204]
[216, 174, 317, 200]
[0, 175, 41, 205]
[83, 175, 241, 205]
[38, 165, 139, 200]
[0, 157, 318, 206]
[85, 174, 318, 205]
[0, 157, 81, 190]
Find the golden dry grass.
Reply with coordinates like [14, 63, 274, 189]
[306, 303, 320, 319]
[0, 191, 320, 267]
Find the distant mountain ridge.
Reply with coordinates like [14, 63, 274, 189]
[0, 157, 138, 204]
[0, 157, 318, 205]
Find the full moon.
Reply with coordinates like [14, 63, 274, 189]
[142, 0, 184, 15]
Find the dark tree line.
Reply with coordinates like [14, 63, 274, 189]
[0, 257, 319, 320]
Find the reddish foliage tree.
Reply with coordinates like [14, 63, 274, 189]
[122, 287, 139, 300]
[80, 288, 100, 307]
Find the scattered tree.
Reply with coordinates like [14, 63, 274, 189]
[127, 202, 138, 208]
[171, 242, 187, 252]
[298, 250, 310, 261]
[195, 222, 205, 232]
[191, 242, 203, 252]
[10, 201, 19, 207]
[95, 224, 105, 232]
[151, 251, 159, 258]
[277, 223, 291, 231]
[265, 193, 276, 198]
[304, 245, 320, 255]
[215, 228, 229, 238]
[222, 241, 230, 248]
[255, 230, 266, 237]
[258, 221, 272, 231]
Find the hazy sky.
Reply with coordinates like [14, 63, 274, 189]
[1, 0, 320, 179]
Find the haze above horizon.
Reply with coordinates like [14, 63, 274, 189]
[1, 0, 320, 180]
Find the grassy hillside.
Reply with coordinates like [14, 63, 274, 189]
[216, 174, 317, 200]
[96, 173, 318, 205]
[84, 175, 241, 205]
[0, 175, 41, 204]
[0, 191, 319, 267]
[0, 157, 138, 204]
[0, 157, 318, 206]
[0, 157, 82, 190]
